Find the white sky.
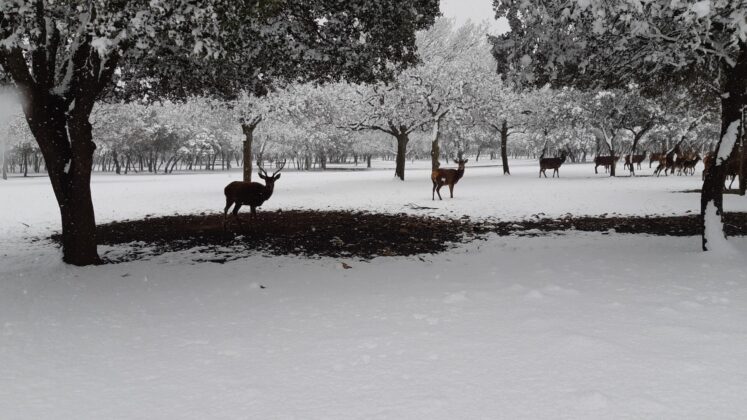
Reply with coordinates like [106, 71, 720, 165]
[440, 0, 509, 34]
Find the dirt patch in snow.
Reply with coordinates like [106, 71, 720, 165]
[87, 210, 474, 263]
[479, 212, 747, 237]
[49, 210, 747, 263]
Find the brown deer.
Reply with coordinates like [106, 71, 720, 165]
[224, 159, 286, 226]
[539, 150, 567, 178]
[653, 145, 682, 177]
[432, 158, 468, 200]
[649, 152, 665, 168]
[594, 155, 619, 174]
[623, 152, 646, 170]
[680, 154, 701, 176]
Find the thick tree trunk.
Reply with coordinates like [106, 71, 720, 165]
[500, 119, 510, 175]
[701, 44, 747, 251]
[739, 117, 746, 195]
[395, 133, 408, 181]
[26, 99, 100, 265]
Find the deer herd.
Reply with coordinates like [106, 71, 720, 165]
[221, 146, 745, 227]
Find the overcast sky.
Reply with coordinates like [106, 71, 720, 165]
[440, 0, 509, 34]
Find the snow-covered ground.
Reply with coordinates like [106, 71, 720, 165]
[2, 159, 747, 419]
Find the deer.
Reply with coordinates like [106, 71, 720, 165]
[539, 150, 567, 178]
[223, 159, 286, 227]
[432, 158, 468, 200]
[654, 143, 682, 177]
[649, 152, 665, 168]
[594, 155, 619, 174]
[674, 151, 699, 176]
[623, 152, 646, 171]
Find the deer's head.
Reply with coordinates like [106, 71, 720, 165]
[257, 159, 286, 191]
[454, 158, 468, 169]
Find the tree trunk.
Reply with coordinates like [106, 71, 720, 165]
[395, 133, 408, 181]
[27, 99, 100, 265]
[739, 112, 746, 195]
[500, 119, 510, 175]
[700, 43, 746, 251]
[112, 150, 121, 174]
[1, 136, 7, 180]
[241, 117, 261, 182]
[430, 119, 442, 171]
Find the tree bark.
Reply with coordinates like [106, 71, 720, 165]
[500, 119, 510, 175]
[241, 116, 262, 182]
[430, 118, 443, 171]
[700, 43, 747, 251]
[395, 133, 409, 181]
[26, 98, 100, 265]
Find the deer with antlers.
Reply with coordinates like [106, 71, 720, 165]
[432, 158, 468, 200]
[224, 159, 286, 227]
[539, 149, 568, 178]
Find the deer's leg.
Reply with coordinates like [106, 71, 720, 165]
[436, 183, 443, 200]
[432, 180, 437, 200]
[554, 168, 559, 178]
[232, 202, 244, 226]
[223, 198, 234, 223]
[250, 206, 257, 218]
[449, 184, 454, 198]
[594, 165, 598, 174]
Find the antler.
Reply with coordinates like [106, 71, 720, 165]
[272, 159, 287, 176]
[256, 158, 269, 178]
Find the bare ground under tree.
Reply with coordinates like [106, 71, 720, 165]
[48, 210, 747, 264]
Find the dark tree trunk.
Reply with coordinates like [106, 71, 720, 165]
[112, 150, 121, 174]
[367, 155, 372, 168]
[739, 115, 746, 195]
[241, 116, 262, 182]
[26, 99, 100, 265]
[500, 119, 510, 175]
[395, 133, 409, 181]
[700, 43, 747, 251]
[430, 119, 442, 171]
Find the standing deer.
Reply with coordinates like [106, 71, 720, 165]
[539, 150, 567, 178]
[594, 155, 619, 174]
[649, 152, 665, 168]
[432, 158, 468, 200]
[224, 159, 286, 226]
[623, 152, 646, 170]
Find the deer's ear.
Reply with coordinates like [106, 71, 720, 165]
[274, 174, 281, 180]
[258, 173, 267, 180]
[464, 159, 469, 163]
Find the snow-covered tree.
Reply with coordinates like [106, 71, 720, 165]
[0, 0, 439, 265]
[491, 0, 746, 250]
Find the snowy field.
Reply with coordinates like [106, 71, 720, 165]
[2, 159, 747, 419]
